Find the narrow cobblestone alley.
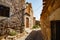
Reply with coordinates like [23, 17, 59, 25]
[25, 30, 43, 40]
[0, 0, 59, 40]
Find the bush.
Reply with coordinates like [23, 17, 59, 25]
[32, 25, 39, 29]
[8, 29, 16, 36]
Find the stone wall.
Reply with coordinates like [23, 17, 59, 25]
[40, 0, 60, 40]
[33, 17, 36, 26]
[0, 0, 25, 36]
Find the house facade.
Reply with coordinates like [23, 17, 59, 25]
[0, 0, 25, 36]
[40, 0, 60, 40]
[33, 17, 36, 26]
[24, 2, 33, 29]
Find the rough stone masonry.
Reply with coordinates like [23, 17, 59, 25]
[0, 0, 25, 36]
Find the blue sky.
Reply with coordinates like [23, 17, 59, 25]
[26, 0, 43, 20]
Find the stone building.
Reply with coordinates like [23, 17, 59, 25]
[40, 0, 60, 40]
[35, 20, 40, 26]
[0, 0, 25, 36]
[33, 17, 36, 26]
[33, 17, 40, 26]
[24, 2, 33, 29]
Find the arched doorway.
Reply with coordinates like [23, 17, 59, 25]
[26, 17, 29, 28]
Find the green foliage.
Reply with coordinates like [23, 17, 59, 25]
[32, 25, 39, 29]
[9, 30, 16, 36]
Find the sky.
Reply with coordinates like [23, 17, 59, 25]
[26, 0, 43, 20]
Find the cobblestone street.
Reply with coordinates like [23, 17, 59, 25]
[25, 30, 43, 40]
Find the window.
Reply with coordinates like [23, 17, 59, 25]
[0, 5, 10, 17]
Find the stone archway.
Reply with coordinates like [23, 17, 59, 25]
[26, 17, 29, 28]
